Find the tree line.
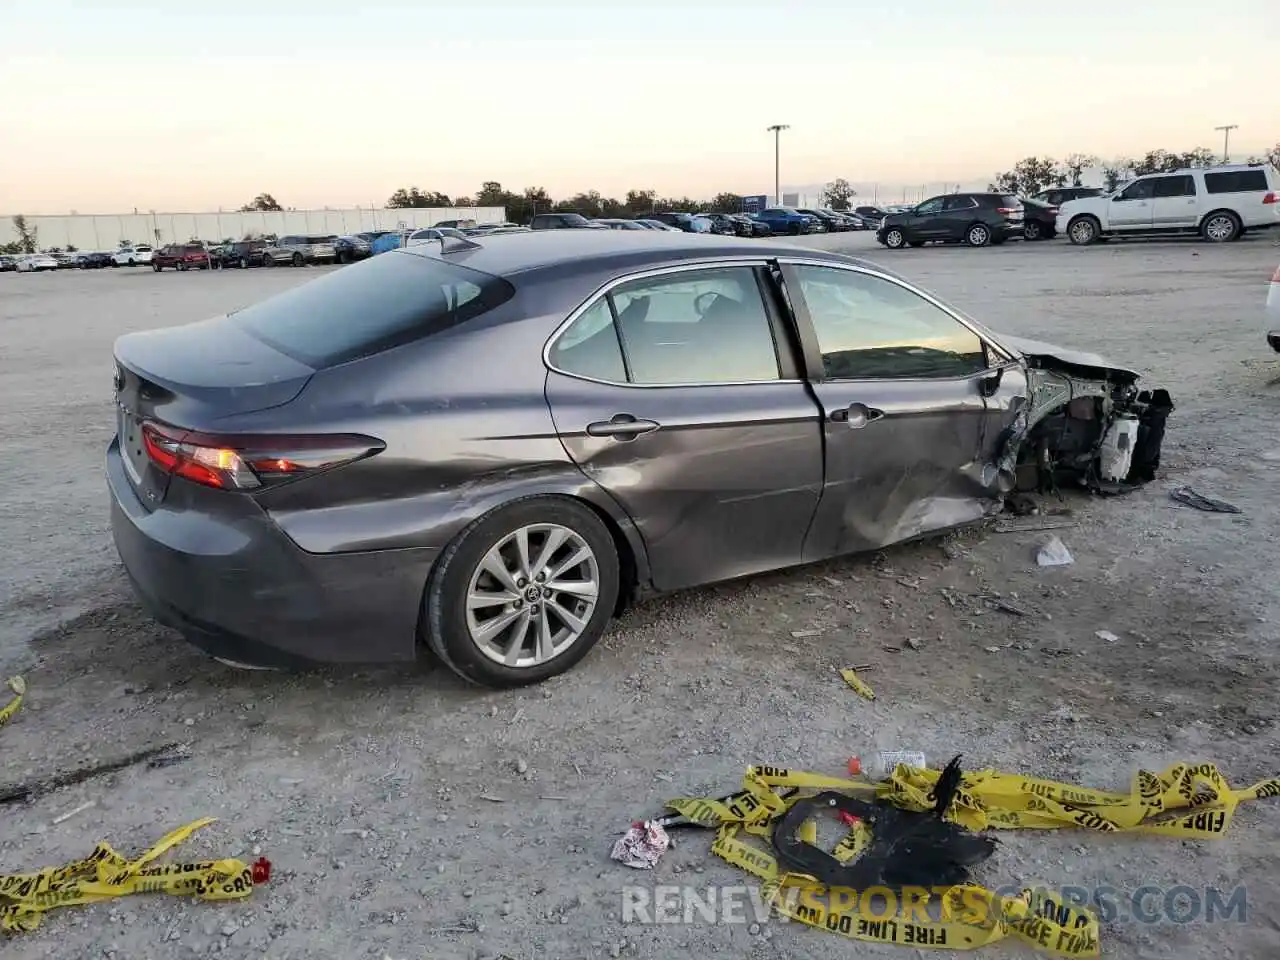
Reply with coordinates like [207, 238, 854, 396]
[990, 142, 1280, 197]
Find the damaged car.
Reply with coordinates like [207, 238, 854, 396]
[106, 231, 1172, 687]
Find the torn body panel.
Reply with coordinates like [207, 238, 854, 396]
[991, 342, 1173, 496]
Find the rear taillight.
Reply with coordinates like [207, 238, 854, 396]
[1264, 192, 1278, 205]
[141, 422, 383, 491]
[996, 207, 1021, 215]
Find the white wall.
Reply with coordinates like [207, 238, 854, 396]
[2, 207, 507, 252]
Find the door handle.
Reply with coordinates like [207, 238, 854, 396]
[585, 413, 660, 439]
[830, 403, 885, 428]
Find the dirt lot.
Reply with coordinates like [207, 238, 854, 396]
[2, 235, 1278, 960]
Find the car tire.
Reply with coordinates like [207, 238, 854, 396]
[1201, 210, 1240, 243]
[424, 496, 620, 688]
[177, 261, 187, 271]
[292, 253, 303, 267]
[883, 227, 907, 249]
[965, 223, 992, 247]
[1067, 216, 1100, 246]
[263, 255, 273, 267]
[127, 259, 135, 266]
[152, 262, 161, 272]
[1024, 221, 1043, 241]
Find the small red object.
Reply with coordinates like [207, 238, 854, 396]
[251, 857, 272, 885]
[838, 811, 862, 828]
[847, 756, 863, 776]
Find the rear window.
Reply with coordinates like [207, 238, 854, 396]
[999, 195, 1022, 208]
[231, 251, 516, 369]
[1204, 170, 1269, 194]
[182, 245, 204, 254]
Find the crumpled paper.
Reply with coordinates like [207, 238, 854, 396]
[610, 820, 670, 869]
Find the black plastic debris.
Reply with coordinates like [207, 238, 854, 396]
[1170, 486, 1242, 514]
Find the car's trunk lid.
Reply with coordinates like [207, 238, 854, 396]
[113, 316, 314, 507]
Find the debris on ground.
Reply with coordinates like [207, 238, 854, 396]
[1095, 630, 1120, 643]
[839, 668, 875, 701]
[609, 820, 670, 869]
[0, 818, 266, 933]
[648, 759, 1280, 955]
[1035, 535, 1075, 567]
[0, 677, 24, 727]
[1170, 486, 1242, 514]
[1, 742, 188, 804]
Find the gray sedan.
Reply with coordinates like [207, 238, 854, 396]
[107, 232, 1172, 687]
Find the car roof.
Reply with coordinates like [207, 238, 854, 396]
[393, 229, 878, 279]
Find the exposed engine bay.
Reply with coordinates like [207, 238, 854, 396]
[994, 339, 1174, 498]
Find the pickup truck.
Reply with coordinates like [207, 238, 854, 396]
[152, 244, 212, 271]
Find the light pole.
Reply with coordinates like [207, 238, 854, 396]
[1214, 124, 1238, 163]
[766, 124, 789, 205]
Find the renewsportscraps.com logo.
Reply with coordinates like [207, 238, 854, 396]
[621, 884, 1247, 927]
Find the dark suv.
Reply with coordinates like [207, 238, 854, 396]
[876, 193, 1024, 249]
[529, 213, 605, 230]
[216, 240, 269, 269]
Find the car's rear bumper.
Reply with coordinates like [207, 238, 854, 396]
[107, 438, 435, 667]
[1268, 330, 1280, 352]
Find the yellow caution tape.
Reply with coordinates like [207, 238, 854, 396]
[0, 818, 258, 933]
[839, 668, 876, 700]
[0, 679, 261, 934]
[0, 677, 25, 727]
[667, 761, 1280, 956]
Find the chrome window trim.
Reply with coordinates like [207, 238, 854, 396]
[542, 257, 802, 389]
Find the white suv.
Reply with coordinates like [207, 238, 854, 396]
[113, 244, 154, 266]
[1058, 163, 1279, 245]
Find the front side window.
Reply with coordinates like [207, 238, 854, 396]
[792, 265, 987, 380]
[549, 266, 781, 385]
[915, 197, 944, 215]
[1117, 180, 1155, 201]
[943, 196, 976, 211]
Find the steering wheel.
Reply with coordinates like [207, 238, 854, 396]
[694, 291, 723, 318]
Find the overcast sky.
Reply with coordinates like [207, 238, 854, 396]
[1, 0, 1275, 214]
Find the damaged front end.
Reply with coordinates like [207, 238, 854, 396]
[995, 337, 1173, 497]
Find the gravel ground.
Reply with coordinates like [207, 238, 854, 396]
[1, 235, 1278, 960]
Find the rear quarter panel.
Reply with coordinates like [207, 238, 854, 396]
[242, 291, 649, 582]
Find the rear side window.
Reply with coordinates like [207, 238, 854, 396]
[231, 251, 515, 368]
[1153, 175, 1195, 198]
[998, 195, 1021, 208]
[1204, 170, 1269, 194]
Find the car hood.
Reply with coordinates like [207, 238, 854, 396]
[997, 334, 1141, 381]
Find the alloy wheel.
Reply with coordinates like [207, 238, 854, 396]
[464, 523, 600, 668]
[967, 225, 990, 246]
[1069, 219, 1096, 245]
[1204, 215, 1236, 242]
[885, 228, 905, 249]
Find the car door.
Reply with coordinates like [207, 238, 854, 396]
[1107, 179, 1155, 230]
[543, 262, 825, 592]
[777, 261, 1007, 559]
[1150, 174, 1198, 229]
[940, 195, 980, 240]
[907, 196, 947, 239]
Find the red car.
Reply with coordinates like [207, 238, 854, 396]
[153, 244, 211, 272]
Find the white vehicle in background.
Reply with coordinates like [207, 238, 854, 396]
[1059, 162, 1280, 245]
[1267, 263, 1279, 353]
[113, 244, 154, 266]
[16, 254, 59, 272]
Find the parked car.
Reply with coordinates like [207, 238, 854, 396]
[434, 219, 478, 230]
[752, 207, 819, 236]
[1268, 262, 1279, 353]
[76, 252, 116, 269]
[0, 255, 16, 272]
[854, 205, 890, 225]
[594, 219, 650, 231]
[263, 235, 338, 266]
[1032, 186, 1103, 207]
[798, 208, 847, 232]
[877, 193, 1024, 249]
[153, 244, 212, 271]
[694, 213, 742, 236]
[215, 240, 269, 269]
[531, 213, 609, 230]
[1058, 163, 1280, 245]
[114, 245, 154, 266]
[106, 231, 1172, 687]
[730, 213, 772, 237]
[643, 212, 701, 232]
[333, 236, 373, 264]
[16, 254, 59, 272]
[1020, 198, 1059, 241]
